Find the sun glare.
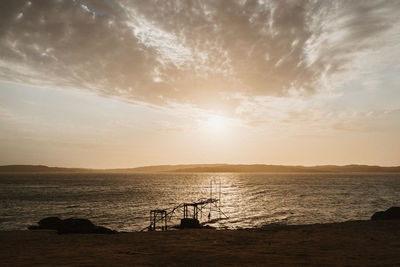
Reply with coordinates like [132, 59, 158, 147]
[204, 115, 227, 133]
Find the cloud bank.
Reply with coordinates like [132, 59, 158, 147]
[1, 0, 399, 113]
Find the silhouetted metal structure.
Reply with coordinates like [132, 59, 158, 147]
[143, 179, 228, 231]
[149, 209, 167, 231]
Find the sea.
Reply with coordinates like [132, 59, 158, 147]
[1, 173, 399, 231]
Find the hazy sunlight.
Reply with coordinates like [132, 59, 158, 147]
[203, 115, 228, 134]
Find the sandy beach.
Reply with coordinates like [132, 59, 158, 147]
[1, 220, 399, 266]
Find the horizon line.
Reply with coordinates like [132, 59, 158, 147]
[1, 163, 400, 170]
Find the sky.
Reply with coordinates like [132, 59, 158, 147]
[0, 0, 399, 168]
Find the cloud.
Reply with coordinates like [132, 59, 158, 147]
[0, 106, 22, 123]
[0, 0, 399, 115]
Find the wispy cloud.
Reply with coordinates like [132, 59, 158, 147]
[0, 106, 22, 122]
[0, 0, 399, 119]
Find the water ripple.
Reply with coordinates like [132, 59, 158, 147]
[0, 173, 399, 231]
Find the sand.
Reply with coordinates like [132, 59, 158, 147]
[1, 220, 399, 266]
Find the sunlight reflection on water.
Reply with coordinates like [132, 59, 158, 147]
[0, 173, 399, 231]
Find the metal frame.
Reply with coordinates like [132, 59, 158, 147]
[143, 179, 228, 231]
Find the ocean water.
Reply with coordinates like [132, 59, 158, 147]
[0, 173, 399, 231]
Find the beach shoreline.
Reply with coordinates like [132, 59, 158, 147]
[1, 219, 399, 266]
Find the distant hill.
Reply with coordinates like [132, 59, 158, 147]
[1, 164, 400, 173]
[109, 164, 227, 173]
[0, 165, 91, 173]
[164, 164, 400, 173]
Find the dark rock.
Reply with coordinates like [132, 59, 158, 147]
[57, 218, 95, 234]
[371, 211, 385, 220]
[28, 217, 116, 234]
[38, 217, 62, 230]
[28, 217, 62, 230]
[27, 225, 41, 230]
[93, 226, 116, 234]
[180, 218, 201, 229]
[371, 207, 400, 220]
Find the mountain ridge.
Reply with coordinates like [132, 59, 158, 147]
[1, 164, 400, 173]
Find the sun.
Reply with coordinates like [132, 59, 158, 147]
[204, 115, 227, 133]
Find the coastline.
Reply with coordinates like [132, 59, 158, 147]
[2, 163, 400, 174]
[1, 220, 399, 266]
